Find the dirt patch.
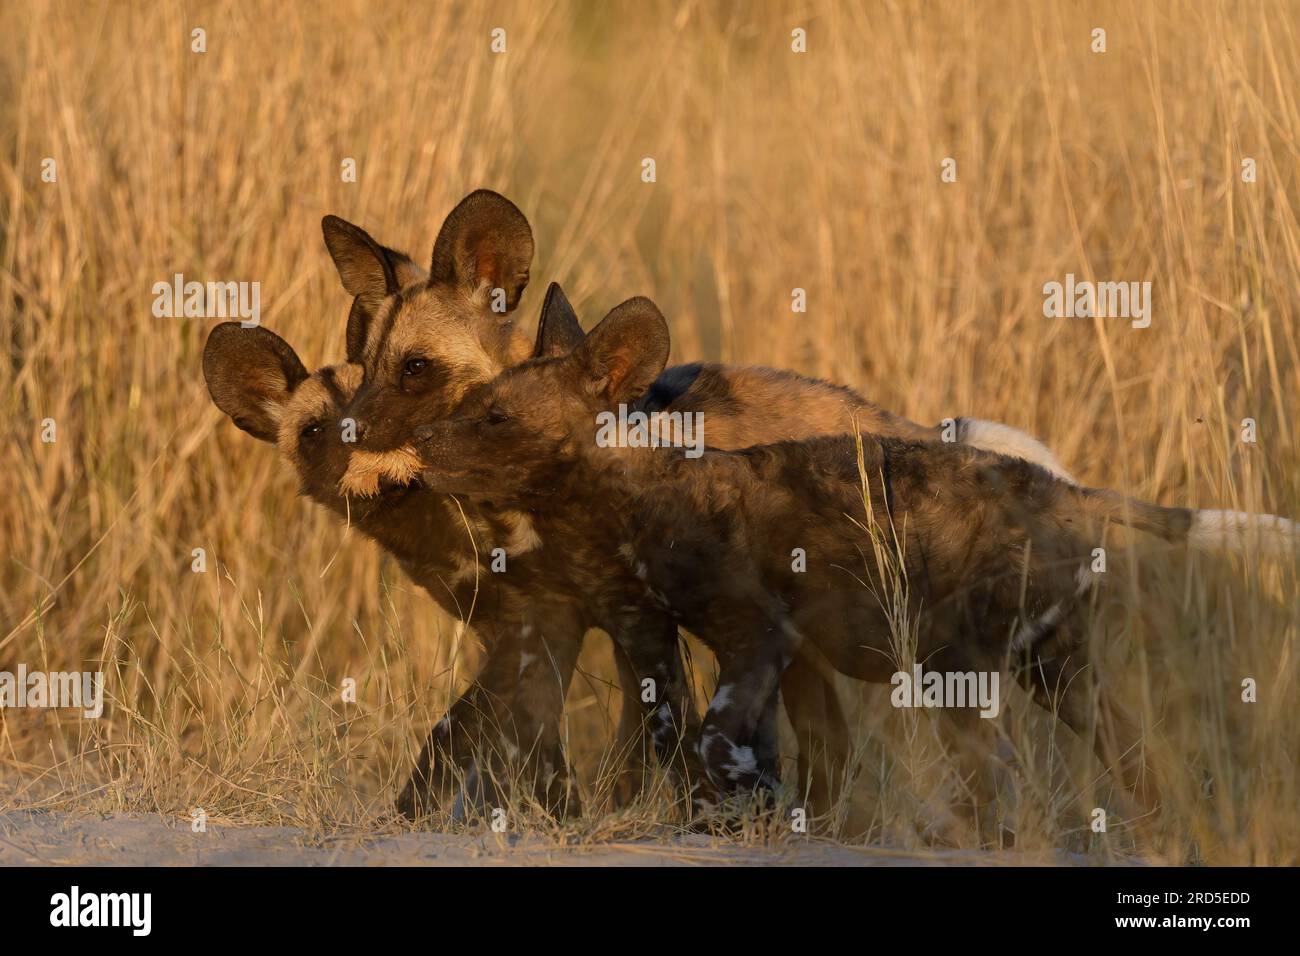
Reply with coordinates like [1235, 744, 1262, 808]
[0, 811, 1088, 866]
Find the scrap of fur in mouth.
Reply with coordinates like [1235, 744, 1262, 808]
[339, 446, 422, 498]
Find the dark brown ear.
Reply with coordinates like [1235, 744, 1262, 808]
[202, 323, 309, 443]
[428, 190, 533, 313]
[571, 297, 670, 405]
[533, 282, 585, 358]
[321, 215, 415, 362]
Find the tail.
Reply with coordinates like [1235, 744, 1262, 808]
[956, 417, 1078, 484]
[953, 418, 1297, 556]
[1079, 488, 1300, 556]
[1185, 509, 1300, 554]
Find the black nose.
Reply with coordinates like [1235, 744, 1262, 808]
[413, 423, 435, 441]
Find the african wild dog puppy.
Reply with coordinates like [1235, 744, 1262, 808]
[202, 325, 600, 819]
[319, 193, 703, 813]
[405, 295, 1298, 817]
[324, 190, 1081, 817]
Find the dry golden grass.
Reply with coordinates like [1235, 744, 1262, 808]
[1, 0, 1297, 863]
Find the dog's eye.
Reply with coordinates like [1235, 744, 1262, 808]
[485, 407, 509, 425]
[300, 421, 324, 439]
[404, 358, 429, 377]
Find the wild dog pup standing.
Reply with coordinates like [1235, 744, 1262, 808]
[202, 324, 595, 819]
[409, 297, 1298, 811]
[321, 193, 706, 811]
[324, 190, 1079, 815]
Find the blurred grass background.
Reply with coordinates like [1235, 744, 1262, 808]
[1, 0, 1297, 862]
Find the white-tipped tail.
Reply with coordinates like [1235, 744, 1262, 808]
[1189, 509, 1300, 555]
[958, 418, 1078, 485]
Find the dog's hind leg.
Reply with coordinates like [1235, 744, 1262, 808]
[1018, 643, 1159, 824]
[929, 700, 1021, 847]
[781, 652, 852, 819]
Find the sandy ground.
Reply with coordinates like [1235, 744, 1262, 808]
[0, 810, 1086, 866]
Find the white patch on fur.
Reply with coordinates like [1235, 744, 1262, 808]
[960, 419, 1076, 484]
[696, 731, 718, 760]
[1189, 509, 1300, 555]
[698, 728, 759, 782]
[711, 685, 734, 712]
[1011, 602, 1063, 655]
[503, 511, 542, 555]
[518, 652, 537, 675]
[722, 743, 757, 781]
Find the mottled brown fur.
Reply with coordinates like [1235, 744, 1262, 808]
[641, 362, 937, 448]
[323, 192, 1084, 818]
[324, 193, 874, 814]
[411, 298, 1187, 813]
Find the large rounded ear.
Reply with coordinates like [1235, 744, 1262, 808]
[202, 323, 309, 443]
[321, 215, 417, 362]
[571, 297, 670, 405]
[428, 190, 533, 312]
[533, 282, 585, 358]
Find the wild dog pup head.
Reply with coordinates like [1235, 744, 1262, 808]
[202, 322, 408, 519]
[322, 191, 536, 492]
[411, 294, 670, 500]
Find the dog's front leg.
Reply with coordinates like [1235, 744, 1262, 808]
[694, 623, 800, 807]
[606, 610, 700, 802]
[396, 604, 584, 822]
[395, 617, 523, 821]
